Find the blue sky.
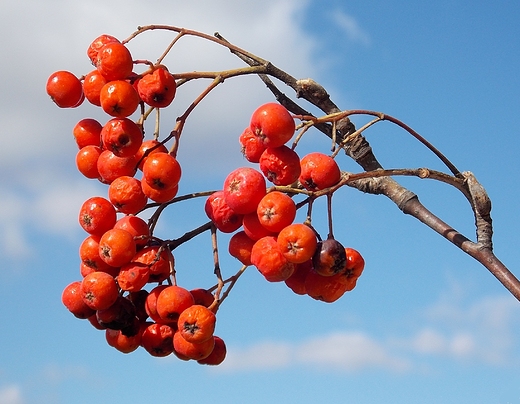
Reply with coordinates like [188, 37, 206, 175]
[1, 0, 519, 403]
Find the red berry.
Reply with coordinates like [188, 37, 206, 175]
[78, 196, 116, 236]
[249, 103, 295, 148]
[46, 71, 84, 108]
[223, 167, 266, 215]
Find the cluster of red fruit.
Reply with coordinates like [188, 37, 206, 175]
[48, 31, 365, 362]
[50, 34, 225, 363]
[206, 102, 365, 303]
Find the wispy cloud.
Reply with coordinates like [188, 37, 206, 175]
[215, 292, 519, 373]
[41, 363, 91, 384]
[0, 172, 103, 262]
[295, 331, 411, 372]
[331, 11, 371, 46]
[415, 293, 520, 365]
[0, 191, 32, 260]
[0, 0, 320, 252]
[218, 331, 411, 373]
[0, 385, 24, 404]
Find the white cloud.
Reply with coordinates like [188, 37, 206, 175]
[218, 331, 410, 373]
[41, 363, 91, 384]
[331, 11, 371, 46]
[215, 291, 519, 374]
[295, 331, 411, 372]
[0, 0, 323, 247]
[30, 178, 104, 237]
[0, 385, 24, 404]
[0, 171, 104, 262]
[409, 328, 446, 355]
[399, 291, 519, 366]
[409, 328, 476, 358]
[0, 190, 33, 260]
[220, 341, 292, 371]
[0, 0, 318, 169]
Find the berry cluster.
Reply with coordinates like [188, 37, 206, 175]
[49, 30, 364, 364]
[208, 103, 365, 303]
[52, 34, 225, 364]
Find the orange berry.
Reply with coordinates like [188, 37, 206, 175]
[142, 152, 182, 191]
[178, 304, 216, 344]
[106, 328, 142, 354]
[113, 215, 150, 247]
[190, 288, 215, 308]
[173, 331, 215, 361]
[79, 234, 118, 274]
[132, 245, 173, 283]
[284, 259, 313, 295]
[304, 270, 350, 303]
[61, 281, 96, 319]
[78, 196, 116, 236]
[156, 285, 194, 323]
[82, 69, 107, 106]
[97, 150, 137, 184]
[250, 102, 295, 148]
[100, 80, 140, 118]
[256, 191, 296, 233]
[137, 67, 177, 108]
[223, 167, 266, 215]
[228, 230, 255, 266]
[99, 228, 136, 267]
[197, 336, 227, 365]
[141, 322, 175, 357]
[299, 152, 341, 191]
[344, 247, 365, 279]
[242, 212, 276, 241]
[144, 285, 169, 323]
[87, 34, 120, 65]
[108, 175, 148, 214]
[204, 191, 243, 233]
[250, 236, 295, 282]
[80, 271, 119, 310]
[96, 42, 133, 81]
[46, 70, 84, 108]
[277, 223, 318, 264]
[141, 179, 178, 204]
[259, 145, 301, 186]
[73, 118, 102, 149]
[239, 126, 266, 163]
[117, 262, 149, 292]
[135, 139, 168, 171]
[76, 145, 102, 179]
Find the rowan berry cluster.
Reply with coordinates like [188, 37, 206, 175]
[49, 29, 364, 364]
[52, 34, 225, 364]
[209, 102, 365, 303]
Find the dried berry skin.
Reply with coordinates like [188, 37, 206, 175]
[137, 67, 177, 108]
[205, 191, 243, 233]
[259, 145, 301, 186]
[251, 236, 295, 282]
[101, 118, 143, 158]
